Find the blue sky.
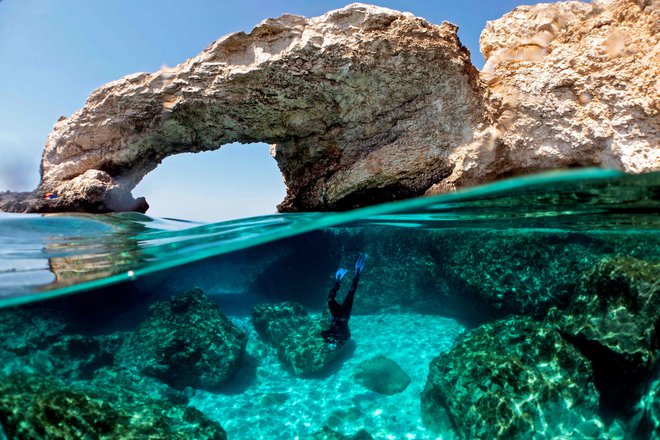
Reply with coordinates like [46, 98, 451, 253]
[0, 0, 527, 221]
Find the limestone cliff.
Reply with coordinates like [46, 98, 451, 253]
[436, 0, 659, 192]
[0, 0, 657, 214]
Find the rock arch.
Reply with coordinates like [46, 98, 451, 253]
[6, 0, 656, 215]
[36, 4, 488, 213]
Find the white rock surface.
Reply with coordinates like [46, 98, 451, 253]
[436, 0, 659, 192]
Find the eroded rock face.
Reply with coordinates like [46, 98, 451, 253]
[35, 3, 487, 213]
[437, 0, 660, 191]
[3, 1, 657, 214]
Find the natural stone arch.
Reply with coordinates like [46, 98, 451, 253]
[36, 4, 489, 213]
[2, 0, 658, 215]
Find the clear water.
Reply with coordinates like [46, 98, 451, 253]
[0, 169, 658, 439]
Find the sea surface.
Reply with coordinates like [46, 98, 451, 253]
[0, 169, 658, 439]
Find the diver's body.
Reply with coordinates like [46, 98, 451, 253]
[321, 253, 366, 347]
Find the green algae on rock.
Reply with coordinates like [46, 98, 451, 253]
[252, 301, 311, 346]
[116, 287, 247, 391]
[439, 230, 604, 318]
[557, 257, 659, 367]
[0, 374, 227, 440]
[251, 302, 345, 376]
[91, 366, 190, 405]
[353, 354, 410, 395]
[421, 316, 605, 439]
[0, 305, 123, 381]
[549, 256, 660, 425]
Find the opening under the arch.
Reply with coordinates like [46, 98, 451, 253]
[133, 143, 286, 222]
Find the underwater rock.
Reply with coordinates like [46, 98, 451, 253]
[633, 366, 660, 439]
[559, 256, 660, 367]
[252, 302, 310, 346]
[116, 287, 247, 391]
[353, 354, 410, 395]
[0, 305, 124, 380]
[421, 316, 604, 439]
[0, 374, 227, 440]
[32, 3, 486, 214]
[44, 333, 124, 380]
[311, 426, 374, 440]
[91, 366, 190, 405]
[550, 257, 660, 423]
[441, 230, 603, 318]
[277, 321, 344, 376]
[0, 305, 67, 355]
[252, 302, 344, 376]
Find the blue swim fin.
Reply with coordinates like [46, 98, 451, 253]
[335, 268, 348, 282]
[355, 253, 367, 275]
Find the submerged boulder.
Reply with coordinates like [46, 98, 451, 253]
[353, 354, 410, 395]
[277, 321, 344, 376]
[251, 302, 344, 376]
[252, 302, 310, 346]
[550, 256, 660, 423]
[421, 316, 604, 439]
[0, 374, 226, 440]
[116, 287, 247, 391]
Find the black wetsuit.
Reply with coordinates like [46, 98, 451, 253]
[321, 272, 360, 347]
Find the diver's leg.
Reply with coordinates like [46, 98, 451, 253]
[340, 273, 360, 316]
[327, 281, 342, 316]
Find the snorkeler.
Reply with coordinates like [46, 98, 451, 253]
[321, 253, 367, 348]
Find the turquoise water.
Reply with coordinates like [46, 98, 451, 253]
[0, 169, 658, 439]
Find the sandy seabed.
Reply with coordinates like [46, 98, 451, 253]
[191, 313, 465, 439]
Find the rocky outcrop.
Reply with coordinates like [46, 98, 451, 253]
[30, 4, 487, 213]
[252, 302, 311, 346]
[252, 302, 346, 376]
[115, 287, 247, 391]
[443, 0, 660, 190]
[2, 1, 657, 214]
[0, 374, 227, 440]
[549, 256, 660, 423]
